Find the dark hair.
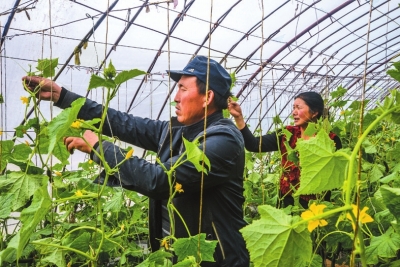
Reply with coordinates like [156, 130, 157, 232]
[294, 92, 324, 119]
[196, 78, 230, 110]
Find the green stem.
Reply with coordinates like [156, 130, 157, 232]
[30, 241, 96, 261]
[345, 105, 400, 205]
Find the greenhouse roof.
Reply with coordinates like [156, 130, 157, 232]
[1, 0, 399, 134]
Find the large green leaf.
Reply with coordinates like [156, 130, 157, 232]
[0, 172, 47, 210]
[365, 228, 400, 265]
[0, 194, 13, 218]
[104, 191, 123, 212]
[18, 184, 51, 260]
[174, 233, 217, 262]
[0, 140, 14, 172]
[0, 185, 51, 262]
[88, 74, 116, 90]
[46, 98, 85, 156]
[114, 69, 146, 85]
[12, 143, 32, 160]
[36, 58, 58, 78]
[136, 250, 173, 267]
[64, 232, 91, 251]
[40, 249, 66, 267]
[183, 137, 210, 174]
[380, 185, 400, 221]
[240, 205, 312, 267]
[294, 130, 348, 196]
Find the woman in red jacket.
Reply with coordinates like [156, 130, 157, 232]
[228, 92, 342, 208]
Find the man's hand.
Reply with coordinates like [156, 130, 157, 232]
[64, 130, 99, 154]
[22, 76, 62, 103]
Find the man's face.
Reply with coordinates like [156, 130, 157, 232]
[174, 75, 207, 126]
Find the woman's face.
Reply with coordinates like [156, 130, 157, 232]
[292, 98, 316, 128]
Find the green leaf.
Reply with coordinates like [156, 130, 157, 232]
[0, 194, 13, 218]
[64, 232, 91, 251]
[17, 184, 52, 259]
[36, 58, 58, 78]
[294, 130, 348, 195]
[104, 60, 117, 79]
[330, 85, 347, 99]
[303, 122, 318, 137]
[12, 143, 32, 161]
[183, 137, 211, 174]
[47, 98, 85, 155]
[114, 69, 146, 85]
[104, 191, 123, 212]
[7, 158, 44, 174]
[248, 172, 261, 184]
[88, 74, 116, 90]
[365, 228, 400, 265]
[173, 256, 197, 267]
[0, 172, 47, 210]
[174, 233, 217, 263]
[240, 205, 312, 267]
[136, 250, 173, 267]
[40, 249, 66, 267]
[387, 69, 400, 83]
[52, 140, 70, 165]
[368, 164, 385, 183]
[380, 185, 400, 221]
[0, 140, 14, 172]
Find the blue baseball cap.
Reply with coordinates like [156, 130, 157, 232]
[167, 55, 232, 98]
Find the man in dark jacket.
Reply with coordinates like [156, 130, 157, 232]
[23, 56, 250, 266]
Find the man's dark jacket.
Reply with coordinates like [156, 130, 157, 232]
[56, 90, 250, 267]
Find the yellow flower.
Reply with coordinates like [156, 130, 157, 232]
[54, 171, 62, 176]
[174, 182, 184, 193]
[88, 159, 93, 164]
[347, 204, 374, 231]
[391, 137, 396, 142]
[0, 129, 2, 136]
[120, 224, 125, 231]
[20, 96, 29, 105]
[340, 110, 345, 115]
[71, 120, 81, 129]
[161, 238, 169, 250]
[301, 203, 328, 232]
[125, 149, 134, 159]
[75, 190, 83, 197]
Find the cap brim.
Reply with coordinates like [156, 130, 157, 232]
[166, 70, 197, 83]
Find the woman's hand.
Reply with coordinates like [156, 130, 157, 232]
[22, 76, 62, 103]
[64, 130, 99, 154]
[228, 99, 246, 130]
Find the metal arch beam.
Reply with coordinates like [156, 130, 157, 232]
[234, 0, 321, 75]
[127, 0, 196, 113]
[18, 0, 120, 129]
[288, 1, 396, 94]
[240, 0, 373, 130]
[0, 0, 22, 48]
[235, 0, 355, 98]
[84, 0, 150, 98]
[154, 0, 243, 119]
[220, 0, 290, 65]
[342, 40, 400, 90]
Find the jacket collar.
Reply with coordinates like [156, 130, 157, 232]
[181, 111, 223, 141]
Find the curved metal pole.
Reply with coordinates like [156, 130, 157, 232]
[18, 0, 120, 128]
[127, 0, 196, 113]
[235, 0, 356, 98]
[1, 0, 22, 48]
[85, 0, 149, 98]
[154, 0, 243, 119]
